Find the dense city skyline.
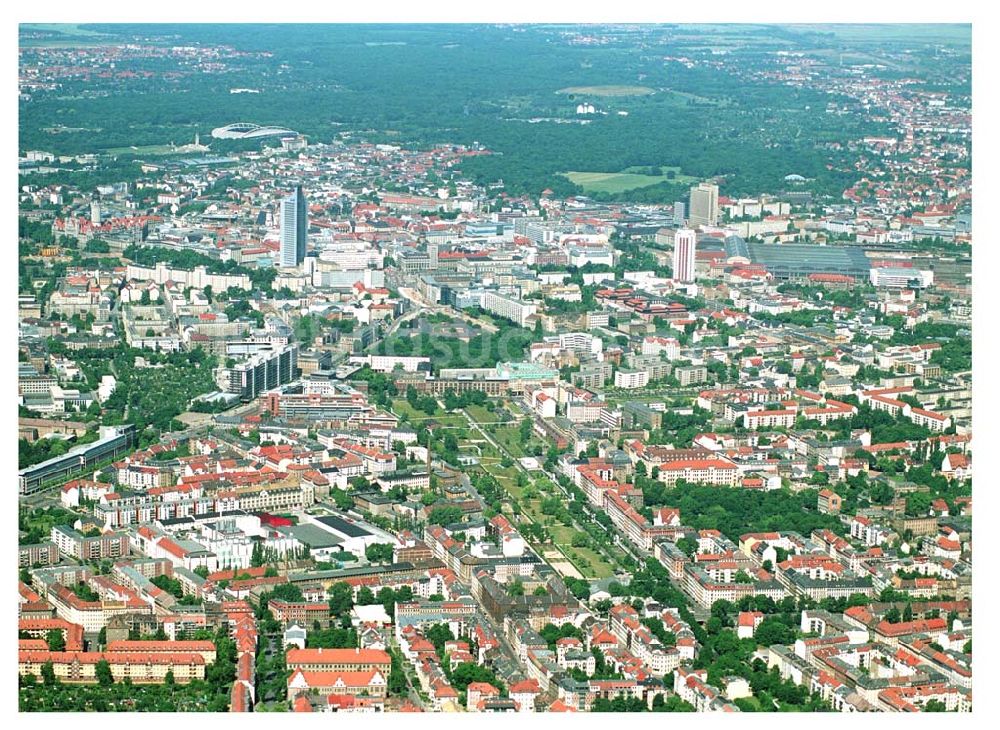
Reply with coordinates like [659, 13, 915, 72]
[16, 20, 974, 715]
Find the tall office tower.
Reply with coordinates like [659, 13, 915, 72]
[427, 241, 439, 270]
[673, 201, 686, 226]
[673, 228, 697, 283]
[279, 185, 307, 267]
[688, 182, 719, 227]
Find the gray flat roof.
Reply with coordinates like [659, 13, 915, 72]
[316, 514, 372, 538]
[747, 242, 871, 275]
[283, 523, 344, 548]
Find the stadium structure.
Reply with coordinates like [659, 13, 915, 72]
[211, 122, 300, 140]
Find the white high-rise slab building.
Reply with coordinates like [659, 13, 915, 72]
[673, 228, 697, 283]
[279, 185, 307, 267]
[688, 182, 719, 227]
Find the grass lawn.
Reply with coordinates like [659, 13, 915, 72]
[391, 400, 466, 428]
[427, 414, 470, 428]
[562, 167, 696, 195]
[519, 508, 618, 580]
[478, 443, 503, 460]
[547, 525, 577, 544]
[491, 425, 547, 459]
[516, 501, 615, 579]
[22, 39, 112, 47]
[789, 23, 970, 45]
[20, 24, 112, 47]
[556, 85, 655, 97]
[658, 90, 729, 108]
[491, 426, 527, 458]
[103, 144, 187, 156]
[522, 497, 542, 516]
[562, 546, 616, 579]
[391, 398, 424, 420]
[465, 404, 500, 424]
[502, 477, 526, 501]
[22, 23, 106, 36]
[484, 463, 521, 486]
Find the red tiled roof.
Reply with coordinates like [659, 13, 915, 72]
[509, 679, 540, 694]
[286, 647, 390, 665]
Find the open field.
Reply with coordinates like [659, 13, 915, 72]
[556, 85, 655, 97]
[623, 163, 699, 182]
[103, 144, 187, 156]
[173, 412, 216, 428]
[428, 414, 470, 428]
[660, 90, 728, 107]
[20, 25, 113, 48]
[562, 167, 695, 194]
[20, 38, 112, 48]
[22, 24, 106, 36]
[786, 23, 971, 46]
[532, 511, 617, 579]
[390, 399, 428, 421]
[490, 425, 548, 459]
[561, 546, 616, 579]
[546, 525, 576, 543]
[464, 404, 501, 424]
[544, 520, 618, 578]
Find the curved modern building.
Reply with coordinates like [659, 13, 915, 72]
[211, 122, 300, 140]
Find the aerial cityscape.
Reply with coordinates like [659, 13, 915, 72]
[16, 22, 973, 713]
